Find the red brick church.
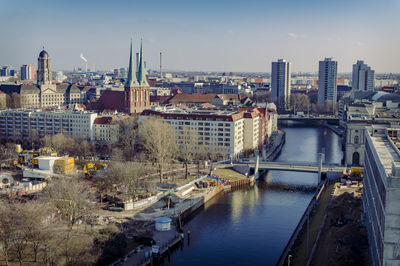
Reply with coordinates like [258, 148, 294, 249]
[88, 39, 151, 114]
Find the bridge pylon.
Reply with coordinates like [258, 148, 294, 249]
[254, 154, 260, 179]
[317, 152, 325, 184]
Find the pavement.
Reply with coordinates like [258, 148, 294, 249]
[120, 226, 181, 266]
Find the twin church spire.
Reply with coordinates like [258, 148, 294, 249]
[125, 38, 149, 87]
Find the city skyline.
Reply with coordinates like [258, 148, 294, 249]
[0, 0, 399, 73]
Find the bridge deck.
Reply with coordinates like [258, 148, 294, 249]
[218, 161, 345, 173]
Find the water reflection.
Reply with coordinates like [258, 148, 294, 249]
[165, 126, 343, 265]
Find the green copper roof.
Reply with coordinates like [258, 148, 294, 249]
[137, 39, 149, 86]
[125, 39, 138, 87]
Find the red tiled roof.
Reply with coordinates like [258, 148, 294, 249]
[169, 93, 218, 104]
[94, 116, 119, 125]
[99, 91, 125, 112]
[150, 95, 172, 104]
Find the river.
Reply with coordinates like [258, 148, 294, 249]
[164, 124, 343, 266]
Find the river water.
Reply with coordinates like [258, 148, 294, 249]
[165, 125, 343, 266]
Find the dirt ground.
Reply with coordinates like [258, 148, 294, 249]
[311, 182, 370, 266]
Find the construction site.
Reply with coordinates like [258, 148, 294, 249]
[310, 175, 370, 265]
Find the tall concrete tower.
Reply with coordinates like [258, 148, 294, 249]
[271, 59, 291, 110]
[37, 48, 52, 85]
[352, 60, 375, 91]
[318, 58, 337, 106]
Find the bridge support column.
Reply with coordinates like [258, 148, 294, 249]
[254, 154, 260, 180]
[317, 153, 325, 184]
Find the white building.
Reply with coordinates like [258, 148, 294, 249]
[0, 109, 97, 141]
[363, 126, 400, 266]
[271, 59, 291, 109]
[352, 60, 375, 91]
[139, 106, 263, 159]
[93, 116, 120, 143]
[318, 58, 338, 106]
[243, 111, 260, 151]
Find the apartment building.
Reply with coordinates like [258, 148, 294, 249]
[139, 106, 262, 159]
[0, 109, 97, 141]
[243, 111, 260, 151]
[363, 126, 400, 266]
[93, 116, 120, 144]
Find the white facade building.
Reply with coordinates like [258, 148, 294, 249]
[0, 109, 97, 141]
[139, 107, 262, 159]
[352, 60, 375, 91]
[318, 58, 338, 106]
[271, 59, 291, 109]
[363, 126, 400, 266]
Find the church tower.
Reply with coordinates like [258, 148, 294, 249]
[37, 48, 52, 86]
[124, 39, 151, 114]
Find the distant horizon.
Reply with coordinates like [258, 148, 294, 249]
[1, 0, 399, 73]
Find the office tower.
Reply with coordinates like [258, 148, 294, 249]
[0, 66, 14, 77]
[271, 59, 291, 109]
[21, 65, 35, 80]
[318, 58, 337, 106]
[352, 60, 375, 91]
[37, 49, 52, 85]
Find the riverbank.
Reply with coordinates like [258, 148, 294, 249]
[276, 180, 333, 266]
[264, 130, 286, 161]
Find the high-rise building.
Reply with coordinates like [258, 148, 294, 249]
[352, 60, 375, 91]
[37, 49, 52, 85]
[0, 66, 14, 77]
[21, 65, 35, 80]
[318, 58, 338, 106]
[124, 39, 151, 114]
[271, 59, 291, 109]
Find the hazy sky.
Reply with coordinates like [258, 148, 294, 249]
[0, 0, 399, 73]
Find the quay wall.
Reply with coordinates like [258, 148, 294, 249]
[276, 180, 327, 266]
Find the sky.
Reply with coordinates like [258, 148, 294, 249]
[0, 0, 399, 73]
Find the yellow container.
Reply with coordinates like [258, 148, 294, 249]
[23, 150, 34, 154]
[351, 167, 363, 174]
[32, 158, 39, 165]
[55, 157, 75, 167]
[86, 163, 94, 169]
[16, 144, 22, 153]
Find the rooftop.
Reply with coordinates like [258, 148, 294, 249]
[370, 130, 400, 178]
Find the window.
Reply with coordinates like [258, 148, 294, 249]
[354, 135, 359, 145]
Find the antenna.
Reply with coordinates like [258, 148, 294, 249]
[160, 52, 162, 79]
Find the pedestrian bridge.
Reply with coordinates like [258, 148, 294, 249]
[215, 160, 344, 173]
[228, 161, 344, 173]
[278, 114, 338, 123]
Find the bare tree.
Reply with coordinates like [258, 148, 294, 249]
[140, 118, 177, 183]
[44, 177, 95, 263]
[178, 126, 199, 179]
[0, 201, 15, 265]
[117, 117, 138, 160]
[290, 94, 311, 113]
[104, 161, 149, 196]
[44, 177, 94, 230]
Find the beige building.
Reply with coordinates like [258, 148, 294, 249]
[139, 106, 261, 159]
[94, 116, 120, 144]
[243, 111, 259, 151]
[0, 49, 82, 109]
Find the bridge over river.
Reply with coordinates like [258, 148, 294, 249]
[278, 114, 339, 123]
[226, 160, 345, 173]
